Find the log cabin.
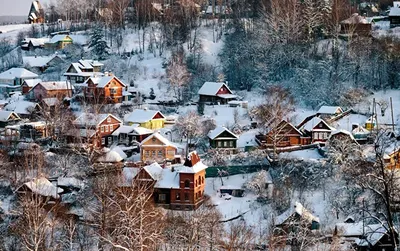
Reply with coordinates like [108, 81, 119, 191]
[208, 126, 238, 152]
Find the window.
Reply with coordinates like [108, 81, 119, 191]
[229, 141, 233, 147]
[145, 150, 149, 157]
[224, 141, 228, 147]
[313, 133, 317, 139]
[323, 132, 328, 139]
[105, 126, 108, 132]
[158, 194, 166, 202]
[158, 150, 163, 156]
[176, 193, 180, 201]
[184, 193, 189, 201]
[217, 141, 222, 147]
[108, 136, 112, 144]
[110, 88, 117, 94]
[184, 180, 190, 188]
[318, 123, 322, 128]
[152, 137, 156, 143]
[195, 193, 198, 200]
[107, 117, 111, 122]
[110, 124, 113, 131]
[101, 138, 105, 145]
[152, 150, 156, 156]
[101, 126, 104, 133]
[132, 136, 136, 141]
[195, 180, 198, 187]
[201, 176, 204, 184]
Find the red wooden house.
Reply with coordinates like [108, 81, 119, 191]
[122, 151, 207, 210]
[198, 82, 237, 104]
[310, 118, 336, 144]
[256, 120, 311, 148]
[84, 74, 127, 104]
[71, 113, 122, 147]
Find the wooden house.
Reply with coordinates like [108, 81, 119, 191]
[23, 55, 65, 73]
[28, 1, 45, 24]
[384, 145, 400, 169]
[340, 13, 372, 36]
[22, 79, 41, 94]
[208, 126, 238, 150]
[256, 120, 311, 148]
[328, 130, 358, 144]
[3, 121, 48, 144]
[140, 132, 178, 164]
[72, 113, 122, 147]
[21, 38, 49, 51]
[198, 82, 237, 104]
[316, 106, 344, 119]
[30, 81, 73, 101]
[0, 111, 20, 127]
[64, 60, 104, 84]
[310, 118, 336, 144]
[355, 223, 399, 251]
[0, 68, 38, 87]
[84, 74, 127, 104]
[4, 100, 41, 119]
[122, 151, 207, 210]
[112, 125, 153, 146]
[45, 35, 73, 50]
[124, 109, 166, 130]
[275, 202, 320, 232]
[17, 177, 62, 204]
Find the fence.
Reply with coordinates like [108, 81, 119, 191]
[205, 164, 269, 178]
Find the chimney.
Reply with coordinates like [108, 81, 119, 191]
[143, 107, 148, 111]
[104, 71, 109, 76]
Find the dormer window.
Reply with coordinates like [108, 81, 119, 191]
[107, 117, 111, 122]
[318, 123, 322, 128]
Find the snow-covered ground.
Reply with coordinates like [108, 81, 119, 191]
[279, 149, 324, 161]
[0, 24, 32, 43]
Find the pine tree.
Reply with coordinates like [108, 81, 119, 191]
[88, 26, 109, 60]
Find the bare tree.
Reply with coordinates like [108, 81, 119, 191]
[166, 50, 191, 103]
[174, 110, 202, 154]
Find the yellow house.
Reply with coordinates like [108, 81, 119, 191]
[124, 109, 165, 130]
[45, 35, 73, 50]
[140, 132, 178, 163]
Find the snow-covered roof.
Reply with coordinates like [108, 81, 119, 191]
[140, 132, 177, 148]
[20, 177, 63, 199]
[4, 100, 39, 115]
[336, 222, 365, 236]
[208, 126, 238, 140]
[317, 106, 343, 115]
[97, 146, 127, 162]
[356, 224, 392, 246]
[23, 55, 53, 67]
[86, 75, 126, 88]
[68, 35, 88, 45]
[112, 125, 153, 136]
[198, 82, 233, 96]
[389, 7, 400, 17]
[57, 177, 84, 189]
[330, 129, 356, 141]
[175, 151, 207, 174]
[25, 37, 49, 47]
[35, 81, 73, 91]
[124, 109, 165, 123]
[0, 68, 38, 80]
[143, 163, 180, 189]
[64, 60, 103, 76]
[23, 78, 42, 88]
[42, 97, 60, 106]
[275, 202, 320, 226]
[0, 111, 20, 122]
[300, 117, 325, 131]
[121, 167, 140, 186]
[341, 13, 371, 24]
[74, 113, 122, 127]
[48, 35, 72, 44]
[312, 118, 336, 131]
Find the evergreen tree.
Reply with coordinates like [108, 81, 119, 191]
[88, 26, 109, 60]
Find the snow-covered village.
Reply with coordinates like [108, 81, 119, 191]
[0, 0, 400, 250]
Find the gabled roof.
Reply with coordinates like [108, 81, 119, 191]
[74, 113, 122, 127]
[275, 202, 320, 226]
[64, 60, 104, 75]
[330, 129, 356, 141]
[111, 125, 153, 136]
[48, 35, 73, 44]
[34, 81, 73, 91]
[356, 223, 395, 247]
[97, 146, 127, 163]
[312, 119, 336, 131]
[208, 126, 238, 140]
[271, 120, 304, 136]
[0, 111, 20, 122]
[389, 7, 400, 17]
[22, 78, 42, 88]
[124, 109, 165, 123]
[317, 106, 343, 115]
[341, 13, 371, 24]
[140, 132, 177, 148]
[177, 151, 208, 173]
[19, 177, 63, 199]
[23, 55, 54, 67]
[4, 100, 39, 115]
[86, 75, 126, 88]
[0, 68, 38, 80]
[198, 82, 233, 96]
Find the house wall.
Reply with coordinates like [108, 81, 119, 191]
[141, 145, 176, 163]
[216, 85, 232, 95]
[33, 85, 72, 101]
[136, 119, 165, 130]
[170, 169, 206, 210]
